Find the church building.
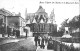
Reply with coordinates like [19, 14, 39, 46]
[25, 6, 57, 36]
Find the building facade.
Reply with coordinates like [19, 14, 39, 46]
[0, 8, 13, 37]
[7, 13, 26, 37]
[0, 8, 26, 37]
[25, 6, 57, 36]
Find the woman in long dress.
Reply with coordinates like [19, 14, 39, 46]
[40, 37, 45, 49]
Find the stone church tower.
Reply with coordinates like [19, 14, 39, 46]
[50, 9, 55, 24]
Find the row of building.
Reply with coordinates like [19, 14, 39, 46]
[0, 6, 58, 37]
[0, 8, 26, 37]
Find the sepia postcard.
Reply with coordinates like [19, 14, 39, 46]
[0, 0, 80, 51]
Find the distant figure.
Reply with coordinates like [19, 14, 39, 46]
[7, 26, 11, 37]
[70, 43, 74, 51]
[26, 29, 28, 37]
[38, 36, 42, 46]
[40, 37, 45, 49]
[45, 37, 48, 44]
[34, 35, 38, 46]
[13, 29, 16, 36]
[24, 26, 33, 37]
[16, 29, 20, 38]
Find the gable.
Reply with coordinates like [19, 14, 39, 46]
[0, 9, 13, 16]
[0, 10, 5, 16]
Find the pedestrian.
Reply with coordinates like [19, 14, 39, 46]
[38, 36, 41, 46]
[17, 30, 20, 37]
[26, 29, 28, 37]
[45, 37, 48, 44]
[70, 43, 74, 51]
[40, 37, 45, 49]
[7, 26, 11, 37]
[16, 29, 20, 38]
[13, 29, 16, 36]
[34, 35, 38, 46]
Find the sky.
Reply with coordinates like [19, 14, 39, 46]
[0, 0, 79, 27]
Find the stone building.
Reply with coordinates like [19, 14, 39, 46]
[25, 6, 57, 36]
[0, 8, 13, 37]
[7, 13, 26, 37]
[0, 8, 26, 37]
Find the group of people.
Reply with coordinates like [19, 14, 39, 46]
[34, 35, 48, 49]
[7, 26, 20, 37]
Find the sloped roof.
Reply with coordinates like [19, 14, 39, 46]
[26, 19, 31, 24]
[36, 6, 48, 15]
[40, 19, 44, 23]
[32, 18, 36, 23]
[0, 8, 13, 16]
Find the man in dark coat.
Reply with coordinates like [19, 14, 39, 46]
[7, 26, 11, 37]
[16, 29, 20, 38]
[34, 35, 38, 46]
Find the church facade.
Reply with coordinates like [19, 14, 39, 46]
[25, 6, 57, 36]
